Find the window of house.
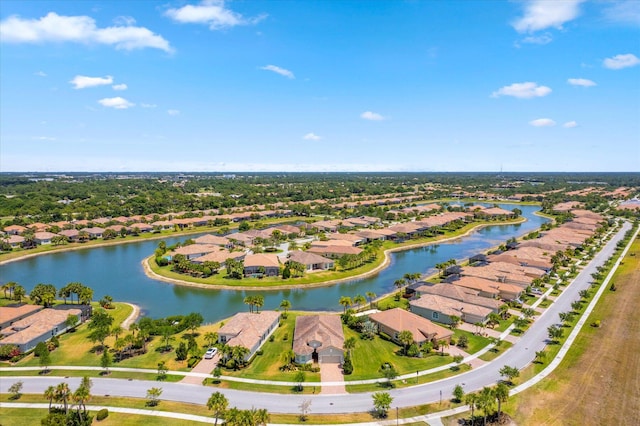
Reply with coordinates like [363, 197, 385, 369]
[432, 312, 439, 320]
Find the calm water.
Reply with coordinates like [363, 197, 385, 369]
[0, 204, 548, 323]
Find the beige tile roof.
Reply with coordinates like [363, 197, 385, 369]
[243, 253, 280, 268]
[369, 308, 453, 343]
[170, 244, 219, 256]
[307, 245, 363, 256]
[191, 250, 244, 264]
[416, 284, 501, 310]
[293, 315, 344, 356]
[287, 250, 333, 266]
[410, 294, 493, 318]
[0, 304, 44, 326]
[1, 307, 82, 345]
[193, 234, 230, 246]
[219, 311, 280, 350]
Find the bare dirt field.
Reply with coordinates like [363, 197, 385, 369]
[510, 237, 640, 426]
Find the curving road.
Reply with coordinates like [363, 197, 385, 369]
[1, 222, 631, 414]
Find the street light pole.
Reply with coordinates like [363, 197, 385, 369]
[396, 406, 399, 426]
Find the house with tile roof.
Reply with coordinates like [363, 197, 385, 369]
[217, 311, 280, 361]
[287, 251, 334, 272]
[293, 315, 344, 364]
[410, 294, 492, 325]
[368, 308, 453, 346]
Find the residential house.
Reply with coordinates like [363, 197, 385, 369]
[191, 250, 245, 266]
[306, 245, 363, 259]
[58, 229, 79, 242]
[287, 250, 334, 272]
[167, 244, 219, 261]
[4, 225, 26, 235]
[410, 294, 492, 325]
[193, 234, 233, 249]
[243, 253, 280, 277]
[217, 311, 280, 361]
[0, 304, 44, 329]
[33, 231, 58, 245]
[0, 307, 84, 353]
[452, 276, 523, 301]
[368, 308, 453, 346]
[293, 315, 345, 364]
[3, 234, 25, 248]
[415, 283, 502, 312]
[81, 227, 105, 239]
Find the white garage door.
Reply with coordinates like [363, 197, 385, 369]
[319, 354, 342, 363]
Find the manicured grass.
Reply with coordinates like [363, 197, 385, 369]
[222, 313, 319, 383]
[477, 341, 513, 362]
[344, 327, 452, 381]
[205, 378, 317, 394]
[452, 329, 490, 354]
[0, 368, 183, 382]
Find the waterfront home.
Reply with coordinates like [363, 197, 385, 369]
[410, 294, 492, 325]
[33, 231, 58, 245]
[3, 225, 26, 235]
[166, 244, 219, 261]
[243, 253, 280, 277]
[293, 315, 344, 364]
[217, 311, 280, 361]
[191, 250, 245, 266]
[287, 250, 334, 272]
[0, 304, 44, 329]
[306, 245, 363, 258]
[415, 283, 502, 312]
[193, 234, 233, 249]
[3, 234, 25, 248]
[57, 229, 79, 242]
[452, 276, 523, 301]
[0, 306, 83, 353]
[368, 308, 453, 346]
[81, 227, 105, 239]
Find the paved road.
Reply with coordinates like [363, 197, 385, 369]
[1, 222, 630, 414]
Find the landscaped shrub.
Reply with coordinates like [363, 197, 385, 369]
[269, 335, 275, 342]
[457, 335, 469, 349]
[187, 357, 200, 368]
[256, 349, 263, 356]
[342, 356, 354, 375]
[282, 332, 289, 341]
[96, 409, 109, 421]
[407, 343, 420, 358]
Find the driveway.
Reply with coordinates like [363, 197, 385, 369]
[180, 354, 219, 385]
[320, 362, 346, 395]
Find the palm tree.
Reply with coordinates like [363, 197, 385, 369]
[338, 296, 352, 313]
[494, 382, 509, 420]
[254, 295, 264, 313]
[487, 312, 501, 329]
[13, 285, 25, 302]
[465, 392, 478, 425]
[206, 391, 228, 426]
[254, 407, 270, 425]
[366, 291, 377, 309]
[449, 315, 461, 331]
[244, 295, 255, 313]
[353, 294, 366, 310]
[397, 330, 414, 355]
[393, 278, 406, 295]
[477, 386, 495, 426]
[280, 349, 295, 369]
[111, 325, 123, 343]
[2, 281, 16, 299]
[534, 350, 546, 364]
[279, 299, 291, 316]
[204, 332, 218, 348]
[55, 382, 71, 414]
[343, 336, 356, 357]
[44, 385, 55, 412]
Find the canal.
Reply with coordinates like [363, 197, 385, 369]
[0, 204, 548, 323]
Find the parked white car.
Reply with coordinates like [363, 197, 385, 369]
[204, 347, 218, 359]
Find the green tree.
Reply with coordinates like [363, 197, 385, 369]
[39, 344, 51, 374]
[372, 391, 393, 418]
[146, 387, 162, 407]
[157, 361, 168, 381]
[494, 382, 510, 420]
[88, 310, 114, 352]
[366, 291, 377, 309]
[465, 392, 478, 425]
[449, 315, 461, 331]
[338, 296, 352, 313]
[65, 314, 79, 332]
[477, 386, 495, 426]
[397, 330, 414, 355]
[100, 350, 112, 375]
[44, 385, 56, 411]
[8, 381, 23, 400]
[452, 383, 465, 403]
[343, 336, 356, 357]
[353, 294, 366, 309]
[30, 283, 57, 307]
[294, 370, 306, 391]
[204, 332, 218, 348]
[279, 299, 291, 317]
[184, 312, 204, 336]
[499, 365, 520, 384]
[206, 391, 228, 426]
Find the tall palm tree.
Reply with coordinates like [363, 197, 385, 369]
[2, 281, 16, 299]
[244, 295, 255, 313]
[55, 382, 71, 414]
[465, 392, 478, 425]
[397, 330, 414, 355]
[338, 296, 352, 313]
[279, 299, 291, 316]
[366, 291, 376, 309]
[206, 391, 229, 426]
[204, 332, 218, 348]
[44, 385, 56, 412]
[353, 294, 366, 309]
[254, 295, 264, 313]
[478, 386, 495, 426]
[494, 382, 509, 420]
[343, 337, 356, 357]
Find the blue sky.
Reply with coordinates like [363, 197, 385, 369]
[1, 0, 639, 172]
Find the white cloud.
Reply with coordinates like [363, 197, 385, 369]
[113, 16, 136, 26]
[98, 97, 134, 109]
[70, 75, 113, 89]
[529, 118, 556, 127]
[491, 82, 552, 99]
[260, 65, 294, 79]
[34, 71, 47, 77]
[360, 111, 386, 121]
[167, 109, 180, 116]
[512, 0, 585, 33]
[112, 83, 128, 91]
[303, 133, 321, 141]
[568, 78, 596, 87]
[518, 33, 553, 46]
[602, 1, 640, 27]
[165, 0, 266, 30]
[141, 103, 157, 108]
[32, 136, 56, 141]
[563, 121, 578, 128]
[603, 53, 640, 69]
[0, 12, 172, 52]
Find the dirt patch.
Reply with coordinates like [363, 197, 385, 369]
[512, 238, 640, 426]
